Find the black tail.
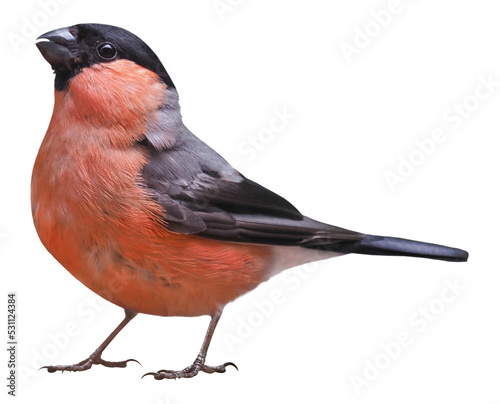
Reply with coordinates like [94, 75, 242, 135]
[334, 235, 468, 262]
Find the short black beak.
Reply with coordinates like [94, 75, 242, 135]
[36, 27, 78, 71]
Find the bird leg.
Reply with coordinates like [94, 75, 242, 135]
[41, 309, 139, 373]
[143, 312, 237, 380]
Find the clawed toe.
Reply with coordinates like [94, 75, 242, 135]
[143, 360, 238, 380]
[40, 356, 141, 373]
[100, 358, 141, 368]
[221, 362, 238, 371]
[201, 361, 238, 374]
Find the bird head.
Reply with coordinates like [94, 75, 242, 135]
[36, 23, 175, 91]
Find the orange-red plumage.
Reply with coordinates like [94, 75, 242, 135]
[32, 60, 273, 318]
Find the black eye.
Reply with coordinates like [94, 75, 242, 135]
[97, 43, 117, 59]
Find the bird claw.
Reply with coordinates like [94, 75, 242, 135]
[143, 360, 238, 380]
[40, 355, 140, 373]
[100, 358, 141, 368]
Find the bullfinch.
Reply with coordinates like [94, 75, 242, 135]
[33, 23, 468, 380]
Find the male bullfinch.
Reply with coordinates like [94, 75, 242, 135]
[33, 23, 468, 380]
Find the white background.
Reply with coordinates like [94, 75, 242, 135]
[1, 0, 499, 403]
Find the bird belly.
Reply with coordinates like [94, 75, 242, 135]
[31, 135, 273, 317]
[32, 208, 274, 317]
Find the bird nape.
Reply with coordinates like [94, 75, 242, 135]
[33, 23, 468, 380]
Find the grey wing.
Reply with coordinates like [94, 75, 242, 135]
[137, 126, 363, 248]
